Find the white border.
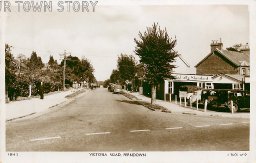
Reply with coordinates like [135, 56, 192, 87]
[249, 2, 256, 163]
[0, 10, 7, 163]
[1, 0, 255, 163]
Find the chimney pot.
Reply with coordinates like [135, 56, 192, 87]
[210, 39, 223, 52]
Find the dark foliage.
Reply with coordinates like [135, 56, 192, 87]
[117, 54, 136, 84]
[134, 23, 178, 86]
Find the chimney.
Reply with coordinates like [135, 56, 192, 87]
[240, 43, 250, 52]
[210, 39, 223, 52]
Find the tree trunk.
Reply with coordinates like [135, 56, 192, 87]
[151, 85, 156, 104]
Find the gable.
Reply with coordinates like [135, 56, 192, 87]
[196, 52, 238, 75]
[213, 75, 240, 84]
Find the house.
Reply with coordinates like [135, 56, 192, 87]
[195, 40, 250, 91]
[195, 40, 250, 76]
[159, 40, 250, 101]
[141, 40, 250, 101]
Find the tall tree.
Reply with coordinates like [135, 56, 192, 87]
[117, 54, 136, 84]
[28, 51, 44, 70]
[110, 69, 120, 84]
[48, 55, 58, 68]
[60, 55, 96, 87]
[80, 58, 95, 83]
[5, 44, 17, 100]
[27, 52, 44, 81]
[134, 23, 178, 104]
[46, 55, 61, 85]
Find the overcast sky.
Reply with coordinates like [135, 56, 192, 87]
[5, 4, 249, 81]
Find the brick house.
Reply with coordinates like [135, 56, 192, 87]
[142, 40, 250, 101]
[195, 40, 250, 91]
[195, 40, 250, 76]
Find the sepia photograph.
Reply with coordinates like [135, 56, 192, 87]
[2, 0, 255, 162]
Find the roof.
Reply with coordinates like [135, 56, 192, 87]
[212, 74, 249, 83]
[222, 74, 244, 82]
[216, 49, 250, 66]
[195, 48, 250, 67]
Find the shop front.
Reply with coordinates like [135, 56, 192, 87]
[163, 74, 213, 101]
[162, 73, 249, 101]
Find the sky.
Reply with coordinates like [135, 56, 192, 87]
[4, 4, 249, 81]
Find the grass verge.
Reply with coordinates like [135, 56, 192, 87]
[65, 89, 86, 98]
[120, 91, 171, 113]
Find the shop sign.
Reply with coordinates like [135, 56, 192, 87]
[173, 74, 213, 82]
[179, 91, 187, 98]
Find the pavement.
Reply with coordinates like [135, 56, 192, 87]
[128, 92, 250, 119]
[5, 88, 86, 121]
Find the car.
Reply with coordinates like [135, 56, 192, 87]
[201, 89, 250, 112]
[108, 83, 115, 92]
[113, 85, 122, 94]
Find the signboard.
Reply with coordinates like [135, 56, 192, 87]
[173, 74, 213, 82]
[245, 77, 250, 83]
[179, 91, 187, 98]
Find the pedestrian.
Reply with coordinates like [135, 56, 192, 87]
[36, 81, 44, 99]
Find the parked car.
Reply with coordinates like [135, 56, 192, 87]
[108, 83, 115, 92]
[113, 84, 122, 94]
[201, 89, 250, 112]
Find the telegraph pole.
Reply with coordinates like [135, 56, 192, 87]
[63, 54, 66, 91]
[60, 50, 70, 91]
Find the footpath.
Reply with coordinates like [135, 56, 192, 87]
[128, 92, 249, 119]
[6, 88, 86, 121]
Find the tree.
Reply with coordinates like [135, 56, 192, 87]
[5, 44, 17, 100]
[80, 58, 95, 83]
[60, 55, 96, 87]
[27, 51, 44, 83]
[28, 51, 44, 70]
[48, 55, 58, 68]
[110, 69, 120, 84]
[117, 54, 136, 85]
[133, 63, 146, 91]
[103, 79, 110, 88]
[134, 23, 178, 104]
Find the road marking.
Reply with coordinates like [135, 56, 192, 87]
[85, 132, 111, 136]
[194, 125, 210, 128]
[165, 127, 183, 130]
[30, 136, 61, 142]
[130, 129, 150, 133]
[219, 123, 233, 126]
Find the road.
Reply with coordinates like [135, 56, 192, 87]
[6, 88, 249, 151]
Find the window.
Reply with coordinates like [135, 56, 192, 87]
[241, 68, 246, 75]
[198, 82, 205, 88]
[205, 83, 213, 89]
[168, 81, 173, 94]
[233, 84, 241, 90]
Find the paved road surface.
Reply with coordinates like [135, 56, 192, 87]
[6, 88, 249, 151]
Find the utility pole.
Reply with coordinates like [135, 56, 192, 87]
[60, 50, 70, 91]
[63, 54, 66, 91]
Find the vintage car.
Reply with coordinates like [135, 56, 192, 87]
[201, 89, 250, 112]
[108, 83, 115, 92]
[113, 84, 122, 94]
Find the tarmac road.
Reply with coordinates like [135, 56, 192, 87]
[6, 88, 249, 151]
